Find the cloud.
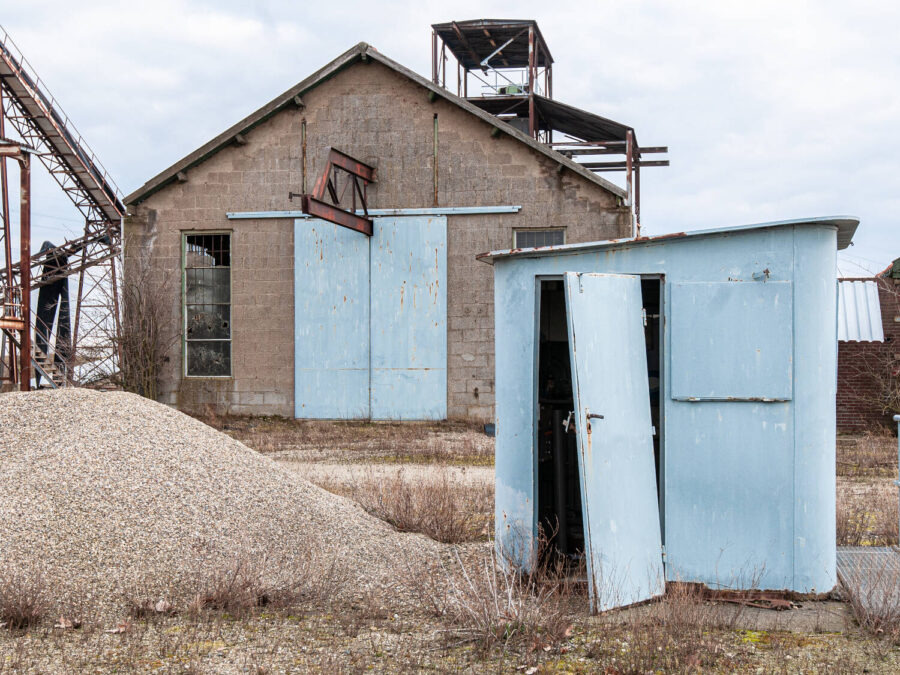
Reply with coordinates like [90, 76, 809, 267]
[1, 0, 896, 275]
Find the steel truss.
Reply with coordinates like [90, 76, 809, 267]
[0, 24, 124, 390]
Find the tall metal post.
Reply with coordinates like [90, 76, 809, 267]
[18, 152, 30, 390]
[635, 156, 642, 236]
[625, 130, 634, 236]
[431, 30, 438, 83]
[527, 25, 536, 139]
[0, 87, 11, 286]
[894, 415, 900, 544]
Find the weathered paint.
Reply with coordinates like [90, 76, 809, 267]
[670, 281, 793, 401]
[294, 218, 370, 418]
[490, 219, 855, 600]
[564, 272, 665, 612]
[370, 216, 447, 419]
[294, 215, 447, 419]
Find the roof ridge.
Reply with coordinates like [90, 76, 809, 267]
[125, 42, 626, 205]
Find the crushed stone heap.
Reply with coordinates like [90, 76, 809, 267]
[0, 389, 440, 621]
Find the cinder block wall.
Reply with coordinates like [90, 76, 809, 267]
[836, 276, 900, 432]
[126, 58, 630, 419]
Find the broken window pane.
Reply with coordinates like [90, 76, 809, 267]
[186, 268, 230, 304]
[184, 233, 231, 377]
[186, 304, 230, 340]
[186, 341, 231, 377]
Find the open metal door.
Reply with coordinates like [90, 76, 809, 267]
[564, 272, 664, 612]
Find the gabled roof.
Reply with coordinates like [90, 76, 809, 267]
[125, 42, 626, 206]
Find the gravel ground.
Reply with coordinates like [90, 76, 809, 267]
[0, 389, 445, 623]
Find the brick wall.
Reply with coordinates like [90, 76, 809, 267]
[125, 58, 630, 418]
[836, 276, 900, 432]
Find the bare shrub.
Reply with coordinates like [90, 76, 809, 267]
[420, 536, 579, 654]
[185, 550, 347, 618]
[844, 279, 900, 424]
[844, 565, 900, 646]
[318, 468, 492, 544]
[0, 568, 48, 629]
[114, 251, 179, 400]
[837, 485, 898, 546]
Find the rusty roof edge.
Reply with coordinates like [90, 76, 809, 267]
[476, 216, 861, 265]
[362, 46, 625, 198]
[431, 19, 555, 64]
[126, 41, 626, 206]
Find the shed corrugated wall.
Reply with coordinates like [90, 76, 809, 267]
[837, 280, 884, 342]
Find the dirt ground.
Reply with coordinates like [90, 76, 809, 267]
[1, 416, 898, 673]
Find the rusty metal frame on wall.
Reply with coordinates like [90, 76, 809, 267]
[292, 147, 377, 236]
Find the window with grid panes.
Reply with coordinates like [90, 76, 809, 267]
[513, 229, 565, 249]
[183, 233, 231, 377]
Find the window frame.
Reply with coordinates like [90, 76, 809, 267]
[513, 228, 566, 249]
[182, 230, 233, 379]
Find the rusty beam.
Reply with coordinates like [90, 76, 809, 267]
[579, 160, 670, 170]
[18, 151, 30, 390]
[323, 148, 376, 184]
[452, 22, 488, 72]
[528, 26, 536, 139]
[301, 195, 372, 236]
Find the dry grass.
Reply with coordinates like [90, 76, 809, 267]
[837, 432, 899, 478]
[316, 467, 492, 544]
[195, 410, 494, 466]
[837, 481, 898, 547]
[123, 549, 349, 621]
[587, 582, 744, 672]
[411, 536, 581, 655]
[0, 567, 48, 630]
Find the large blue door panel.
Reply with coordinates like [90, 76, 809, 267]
[294, 219, 370, 418]
[370, 216, 447, 419]
[670, 281, 793, 401]
[564, 272, 665, 612]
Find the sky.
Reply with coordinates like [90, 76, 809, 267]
[2, 0, 898, 276]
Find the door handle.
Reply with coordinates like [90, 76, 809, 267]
[587, 412, 604, 420]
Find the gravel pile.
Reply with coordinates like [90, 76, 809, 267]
[0, 389, 443, 621]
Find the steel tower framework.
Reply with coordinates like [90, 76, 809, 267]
[0, 25, 124, 390]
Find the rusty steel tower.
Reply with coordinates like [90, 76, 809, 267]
[0, 25, 124, 391]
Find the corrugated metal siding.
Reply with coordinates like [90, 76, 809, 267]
[838, 280, 884, 342]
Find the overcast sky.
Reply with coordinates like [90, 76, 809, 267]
[3, 0, 898, 276]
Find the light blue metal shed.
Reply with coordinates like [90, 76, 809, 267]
[479, 216, 859, 612]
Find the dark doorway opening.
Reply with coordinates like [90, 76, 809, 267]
[535, 276, 664, 562]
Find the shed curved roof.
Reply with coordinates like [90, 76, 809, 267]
[477, 216, 860, 264]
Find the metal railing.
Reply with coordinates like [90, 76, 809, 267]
[0, 284, 22, 320]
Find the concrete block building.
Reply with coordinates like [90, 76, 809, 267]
[125, 23, 664, 420]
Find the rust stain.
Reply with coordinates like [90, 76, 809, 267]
[635, 231, 687, 242]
